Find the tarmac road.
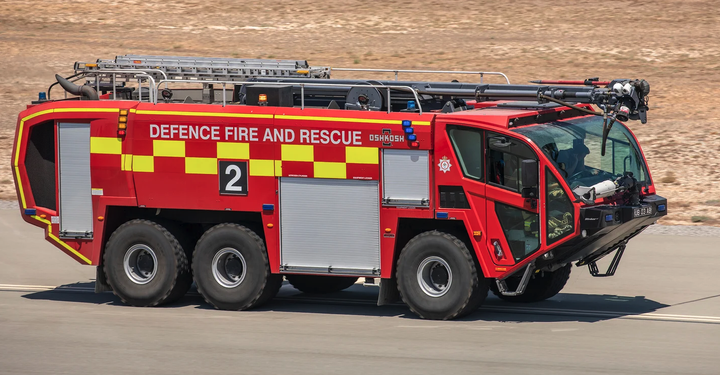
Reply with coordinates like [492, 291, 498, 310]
[1, 209, 719, 375]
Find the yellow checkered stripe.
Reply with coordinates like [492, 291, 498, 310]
[90, 137, 379, 179]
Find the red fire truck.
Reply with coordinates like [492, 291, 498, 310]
[13, 55, 665, 319]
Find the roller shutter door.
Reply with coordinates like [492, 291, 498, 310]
[382, 149, 429, 206]
[57, 123, 93, 238]
[279, 178, 380, 275]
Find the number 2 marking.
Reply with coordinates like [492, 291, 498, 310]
[225, 164, 243, 192]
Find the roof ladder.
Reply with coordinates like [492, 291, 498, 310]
[75, 54, 332, 84]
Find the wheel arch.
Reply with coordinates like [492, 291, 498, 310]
[98, 207, 265, 274]
[393, 218, 485, 278]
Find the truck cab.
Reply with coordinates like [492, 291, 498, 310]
[433, 107, 665, 291]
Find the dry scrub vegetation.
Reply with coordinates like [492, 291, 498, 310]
[0, 0, 718, 225]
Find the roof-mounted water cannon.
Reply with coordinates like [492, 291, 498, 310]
[608, 79, 650, 123]
[597, 79, 650, 155]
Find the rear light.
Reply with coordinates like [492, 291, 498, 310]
[118, 109, 128, 137]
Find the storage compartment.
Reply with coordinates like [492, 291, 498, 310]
[382, 149, 429, 206]
[57, 123, 93, 238]
[279, 178, 380, 275]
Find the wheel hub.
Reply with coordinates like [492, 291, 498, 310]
[212, 248, 247, 288]
[417, 256, 453, 297]
[123, 244, 158, 285]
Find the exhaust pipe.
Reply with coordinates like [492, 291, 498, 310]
[55, 74, 98, 100]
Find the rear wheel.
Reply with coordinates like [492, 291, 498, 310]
[491, 264, 572, 303]
[193, 223, 281, 310]
[103, 219, 192, 307]
[396, 231, 489, 320]
[286, 275, 359, 294]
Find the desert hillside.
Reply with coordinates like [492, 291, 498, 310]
[1, 0, 718, 225]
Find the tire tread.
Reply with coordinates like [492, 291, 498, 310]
[103, 219, 190, 307]
[397, 230, 488, 320]
[192, 223, 278, 310]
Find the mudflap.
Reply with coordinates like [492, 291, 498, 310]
[377, 278, 400, 306]
[95, 265, 112, 293]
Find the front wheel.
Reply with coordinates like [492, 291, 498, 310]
[193, 223, 282, 310]
[491, 264, 571, 303]
[396, 231, 489, 320]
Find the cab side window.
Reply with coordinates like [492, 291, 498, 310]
[486, 132, 541, 261]
[447, 126, 483, 181]
[486, 132, 536, 191]
[546, 168, 575, 244]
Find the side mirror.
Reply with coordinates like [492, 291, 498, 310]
[521, 159, 538, 199]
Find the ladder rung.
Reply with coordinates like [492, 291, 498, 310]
[117, 54, 310, 69]
[75, 54, 331, 82]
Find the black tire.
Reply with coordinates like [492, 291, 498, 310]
[103, 219, 192, 307]
[286, 275, 359, 294]
[490, 264, 572, 303]
[396, 231, 489, 320]
[192, 223, 281, 310]
[160, 222, 196, 305]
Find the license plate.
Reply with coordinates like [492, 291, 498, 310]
[633, 205, 653, 218]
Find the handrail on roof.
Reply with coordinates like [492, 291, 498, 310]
[153, 79, 425, 114]
[49, 69, 167, 100]
[332, 68, 510, 84]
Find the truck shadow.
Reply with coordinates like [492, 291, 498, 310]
[21, 281, 671, 323]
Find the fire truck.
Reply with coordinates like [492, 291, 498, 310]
[12, 55, 665, 319]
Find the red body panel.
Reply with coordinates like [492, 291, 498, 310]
[12, 98, 656, 281]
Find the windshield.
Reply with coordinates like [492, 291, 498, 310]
[513, 116, 649, 190]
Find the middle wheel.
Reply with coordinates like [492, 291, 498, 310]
[193, 223, 282, 310]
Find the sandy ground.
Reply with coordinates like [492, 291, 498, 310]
[0, 0, 718, 225]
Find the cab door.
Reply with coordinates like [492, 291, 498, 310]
[484, 132, 541, 266]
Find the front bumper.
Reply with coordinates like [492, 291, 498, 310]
[536, 194, 667, 271]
